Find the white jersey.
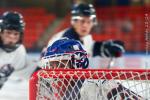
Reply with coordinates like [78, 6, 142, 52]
[0, 45, 37, 100]
[0, 44, 26, 71]
[0, 44, 36, 79]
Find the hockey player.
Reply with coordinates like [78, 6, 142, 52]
[0, 11, 35, 100]
[45, 3, 125, 68]
[0, 11, 26, 87]
[0, 11, 39, 100]
[41, 38, 143, 100]
[42, 38, 89, 69]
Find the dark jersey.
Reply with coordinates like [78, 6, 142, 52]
[47, 27, 124, 58]
[64, 28, 106, 57]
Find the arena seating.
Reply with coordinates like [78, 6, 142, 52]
[94, 6, 145, 52]
[24, 14, 56, 48]
[0, 6, 147, 52]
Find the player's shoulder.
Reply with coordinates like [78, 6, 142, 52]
[63, 28, 78, 39]
[62, 28, 79, 40]
[47, 28, 68, 47]
[16, 44, 26, 50]
[53, 29, 68, 38]
[0, 44, 26, 54]
[15, 44, 26, 54]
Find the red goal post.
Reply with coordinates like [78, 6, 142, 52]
[29, 69, 150, 100]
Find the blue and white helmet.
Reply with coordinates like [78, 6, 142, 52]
[41, 38, 89, 69]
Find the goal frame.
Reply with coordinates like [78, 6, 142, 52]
[29, 68, 150, 100]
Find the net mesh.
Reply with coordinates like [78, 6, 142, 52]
[29, 69, 150, 100]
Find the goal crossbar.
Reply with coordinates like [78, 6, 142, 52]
[37, 69, 150, 80]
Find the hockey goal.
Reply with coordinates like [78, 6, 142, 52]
[29, 69, 150, 100]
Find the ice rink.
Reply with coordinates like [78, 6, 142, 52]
[0, 53, 150, 100]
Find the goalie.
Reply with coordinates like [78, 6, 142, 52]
[41, 38, 143, 100]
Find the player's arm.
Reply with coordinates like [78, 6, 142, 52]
[0, 64, 14, 88]
[11, 45, 37, 79]
[93, 40, 125, 57]
[12, 45, 27, 71]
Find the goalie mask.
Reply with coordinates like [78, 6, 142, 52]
[41, 38, 89, 69]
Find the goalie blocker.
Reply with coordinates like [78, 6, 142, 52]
[29, 38, 145, 100]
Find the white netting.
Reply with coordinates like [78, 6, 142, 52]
[29, 69, 150, 100]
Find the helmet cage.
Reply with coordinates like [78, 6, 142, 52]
[41, 50, 88, 69]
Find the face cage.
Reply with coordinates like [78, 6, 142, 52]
[41, 53, 71, 69]
[41, 52, 88, 69]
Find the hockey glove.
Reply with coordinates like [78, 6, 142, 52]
[101, 40, 125, 57]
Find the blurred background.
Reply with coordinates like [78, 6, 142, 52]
[0, 0, 150, 68]
[0, 1, 150, 100]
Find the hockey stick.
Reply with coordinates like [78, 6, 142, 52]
[107, 57, 115, 69]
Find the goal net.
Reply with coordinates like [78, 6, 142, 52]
[29, 69, 150, 100]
